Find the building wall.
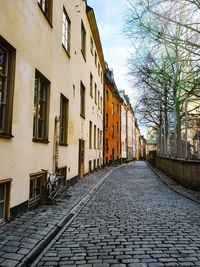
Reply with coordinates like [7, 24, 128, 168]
[0, 0, 103, 214]
[104, 81, 121, 164]
[135, 126, 140, 160]
[132, 115, 136, 159]
[127, 107, 134, 161]
[120, 102, 127, 160]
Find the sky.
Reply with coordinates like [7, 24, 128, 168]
[87, 0, 147, 136]
[87, 0, 137, 101]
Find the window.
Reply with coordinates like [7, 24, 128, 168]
[80, 81, 85, 118]
[89, 121, 92, 149]
[62, 8, 71, 55]
[106, 138, 109, 152]
[98, 91, 100, 109]
[33, 70, 50, 142]
[94, 125, 96, 149]
[112, 103, 114, 115]
[81, 21, 86, 59]
[101, 71, 103, 83]
[89, 160, 92, 172]
[100, 130, 103, 149]
[117, 103, 119, 112]
[105, 113, 108, 129]
[97, 128, 99, 149]
[95, 52, 97, 67]
[0, 37, 16, 137]
[29, 172, 47, 208]
[106, 90, 109, 101]
[90, 37, 94, 55]
[73, 84, 75, 98]
[0, 181, 11, 222]
[93, 159, 96, 169]
[94, 83, 97, 104]
[59, 94, 68, 145]
[100, 97, 102, 113]
[38, 0, 53, 25]
[98, 63, 100, 76]
[90, 73, 93, 97]
[112, 125, 114, 139]
[56, 167, 67, 187]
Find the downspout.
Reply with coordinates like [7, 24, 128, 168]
[53, 116, 60, 173]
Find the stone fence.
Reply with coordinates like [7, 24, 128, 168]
[148, 152, 200, 191]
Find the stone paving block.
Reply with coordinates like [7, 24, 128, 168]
[2, 252, 24, 261]
[1, 259, 19, 267]
[1, 246, 18, 253]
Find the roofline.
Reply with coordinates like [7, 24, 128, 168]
[86, 5, 106, 73]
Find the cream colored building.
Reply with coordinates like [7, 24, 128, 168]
[0, 0, 105, 221]
[119, 90, 136, 162]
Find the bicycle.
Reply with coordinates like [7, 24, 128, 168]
[41, 169, 65, 202]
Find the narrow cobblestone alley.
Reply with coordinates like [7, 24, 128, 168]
[33, 162, 200, 267]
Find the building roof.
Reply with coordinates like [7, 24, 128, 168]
[86, 5, 106, 72]
[105, 64, 122, 102]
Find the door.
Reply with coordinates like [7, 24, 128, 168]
[79, 139, 85, 178]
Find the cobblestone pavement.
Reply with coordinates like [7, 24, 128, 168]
[0, 167, 114, 267]
[34, 161, 200, 267]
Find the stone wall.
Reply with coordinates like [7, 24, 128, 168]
[152, 155, 200, 191]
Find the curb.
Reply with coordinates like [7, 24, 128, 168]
[146, 162, 200, 204]
[18, 164, 125, 267]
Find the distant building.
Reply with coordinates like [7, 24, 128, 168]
[140, 135, 147, 160]
[104, 64, 121, 165]
[146, 128, 157, 159]
[135, 120, 141, 160]
[119, 90, 136, 162]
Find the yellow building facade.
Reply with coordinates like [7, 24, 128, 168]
[0, 0, 105, 221]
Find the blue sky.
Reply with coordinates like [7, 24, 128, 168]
[87, 0, 147, 135]
[88, 0, 137, 102]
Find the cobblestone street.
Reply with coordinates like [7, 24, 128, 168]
[33, 161, 200, 267]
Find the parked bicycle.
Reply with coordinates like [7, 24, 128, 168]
[41, 169, 65, 202]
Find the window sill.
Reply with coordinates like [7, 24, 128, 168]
[0, 134, 14, 139]
[62, 44, 70, 58]
[38, 3, 53, 28]
[32, 138, 49, 144]
[81, 50, 86, 62]
[80, 114, 85, 119]
[59, 143, 68, 147]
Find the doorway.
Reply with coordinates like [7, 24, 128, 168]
[79, 139, 85, 178]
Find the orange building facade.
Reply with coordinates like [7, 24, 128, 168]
[104, 65, 121, 165]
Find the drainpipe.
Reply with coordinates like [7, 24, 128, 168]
[53, 116, 60, 173]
